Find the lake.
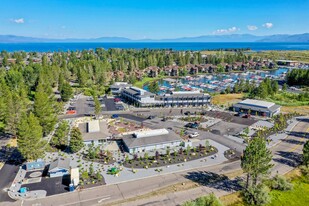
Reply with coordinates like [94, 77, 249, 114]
[0, 42, 309, 52]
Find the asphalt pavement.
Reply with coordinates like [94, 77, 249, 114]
[0, 163, 19, 203]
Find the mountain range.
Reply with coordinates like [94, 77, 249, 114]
[0, 33, 309, 43]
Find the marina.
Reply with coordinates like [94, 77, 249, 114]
[144, 68, 288, 94]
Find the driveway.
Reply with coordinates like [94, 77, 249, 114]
[118, 114, 146, 123]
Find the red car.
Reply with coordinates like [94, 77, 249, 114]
[66, 110, 76, 115]
[114, 98, 121, 102]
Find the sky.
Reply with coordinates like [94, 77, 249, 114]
[1, 0, 309, 39]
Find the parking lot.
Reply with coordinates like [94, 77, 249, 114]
[204, 111, 257, 126]
[209, 121, 247, 136]
[22, 175, 69, 196]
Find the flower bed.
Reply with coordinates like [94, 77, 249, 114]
[123, 145, 218, 169]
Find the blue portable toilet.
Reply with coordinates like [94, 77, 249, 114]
[20, 187, 27, 193]
[69, 183, 75, 192]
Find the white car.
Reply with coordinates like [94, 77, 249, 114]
[189, 132, 199, 138]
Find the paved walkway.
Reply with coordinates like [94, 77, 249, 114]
[8, 167, 46, 200]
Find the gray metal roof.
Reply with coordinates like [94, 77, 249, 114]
[122, 131, 181, 149]
[49, 158, 70, 171]
[238, 99, 275, 109]
[233, 102, 281, 113]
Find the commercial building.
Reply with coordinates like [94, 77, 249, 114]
[233, 99, 281, 117]
[122, 129, 182, 153]
[79, 120, 111, 146]
[121, 86, 211, 107]
[48, 158, 70, 178]
[110, 82, 132, 95]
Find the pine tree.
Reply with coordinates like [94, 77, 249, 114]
[51, 120, 70, 148]
[5, 90, 28, 136]
[60, 81, 73, 102]
[34, 82, 57, 136]
[69, 127, 84, 153]
[17, 112, 45, 160]
[241, 137, 273, 188]
[94, 95, 101, 119]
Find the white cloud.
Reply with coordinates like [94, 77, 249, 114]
[263, 22, 273, 29]
[213, 26, 239, 34]
[11, 18, 25, 24]
[247, 25, 258, 31]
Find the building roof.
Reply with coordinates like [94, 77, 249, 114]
[122, 130, 181, 149]
[110, 82, 131, 89]
[79, 120, 111, 141]
[123, 87, 154, 97]
[234, 99, 281, 113]
[237, 99, 275, 109]
[88, 120, 100, 133]
[49, 158, 70, 172]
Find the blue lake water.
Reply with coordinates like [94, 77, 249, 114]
[0, 42, 309, 52]
[143, 68, 289, 94]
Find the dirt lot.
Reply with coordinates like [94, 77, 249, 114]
[281, 105, 309, 116]
[211, 93, 244, 106]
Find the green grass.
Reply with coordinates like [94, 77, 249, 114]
[133, 76, 163, 88]
[267, 178, 309, 206]
[265, 92, 309, 106]
[227, 177, 309, 206]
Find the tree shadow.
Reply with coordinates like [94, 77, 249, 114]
[281, 139, 305, 145]
[287, 131, 309, 139]
[273, 151, 302, 167]
[296, 117, 309, 123]
[184, 171, 242, 192]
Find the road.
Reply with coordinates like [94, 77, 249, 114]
[7, 118, 307, 206]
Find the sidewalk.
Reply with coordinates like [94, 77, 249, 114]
[8, 167, 47, 200]
[267, 117, 300, 148]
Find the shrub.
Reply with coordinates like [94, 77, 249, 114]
[182, 193, 222, 206]
[269, 175, 293, 191]
[242, 184, 270, 205]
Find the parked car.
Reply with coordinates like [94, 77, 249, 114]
[147, 115, 156, 119]
[200, 111, 206, 115]
[190, 123, 199, 129]
[185, 122, 199, 129]
[111, 114, 119, 119]
[66, 107, 76, 115]
[184, 111, 191, 115]
[115, 104, 124, 110]
[242, 114, 251, 118]
[66, 110, 76, 115]
[114, 98, 121, 102]
[189, 132, 199, 138]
